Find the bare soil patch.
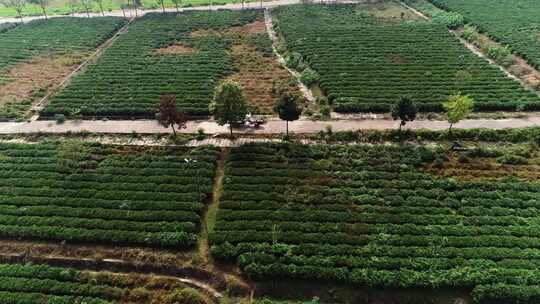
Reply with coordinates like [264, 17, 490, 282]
[155, 43, 197, 55]
[422, 153, 540, 182]
[388, 53, 407, 64]
[190, 20, 266, 38]
[0, 53, 85, 114]
[227, 44, 298, 113]
[191, 20, 300, 113]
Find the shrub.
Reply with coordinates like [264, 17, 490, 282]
[300, 68, 320, 86]
[432, 11, 464, 29]
[55, 114, 66, 124]
[162, 288, 211, 304]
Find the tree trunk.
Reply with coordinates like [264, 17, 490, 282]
[448, 122, 453, 134]
[175, 2, 179, 12]
[122, 7, 126, 17]
[286, 120, 289, 136]
[171, 124, 176, 135]
[398, 121, 402, 133]
[161, 0, 165, 13]
[41, 5, 47, 19]
[16, 9, 23, 24]
[99, 3, 104, 16]
[229, 124, 233, 138]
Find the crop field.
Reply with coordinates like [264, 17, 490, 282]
[0, 17, 125, 81]
[430, 0, 540, 69]
[0, 23, 17, 34]
[211, 143, 540, 303]
[0, 17, 125, 121]
[0, 263, 125, 303]
[0, 142, 218, 248]
[43, 10, 267, 118]
[0, 262, 223, 303]
[273, 4, 540, 112]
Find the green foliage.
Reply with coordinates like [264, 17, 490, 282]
[299, 68, 320, 87]
[162, 288, 211, 304]
[274, 4, 540, 113]
[274, 91, 303, 122]
[487, 46, 514, 66]
[210, 80, 248, 132]
[461, 24, 477, 42]
[431, 11, 463, 29]
[391, 97, 417, 130]
[54, 113, 66, 124]
[496, 154, 528, 165]
[443, 94, 474, 127]
[285, 52, 303, 70]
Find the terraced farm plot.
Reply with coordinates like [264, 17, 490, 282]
[273, 4, 540, 113]
[0, 142, 218, 248]
[0, 17, 125, 120]
[0, 22, 17, 34]
[0, 262, 220, 303]
[43, 10, 268, 118]
[211, 143, 540, 303]
[430, 0, 540, 69]
[0, 263, 126, 304]
[0, 17, 125, 81]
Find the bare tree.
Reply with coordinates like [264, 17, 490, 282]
[94, 0, 104, 15]
[0, 0, 26, 24]
[156, 0, 164, 13]
[132, 0, 141, 16]
[157, 95, 187, 135]
[67, 0, 79, 15]
[28, 0, 49, 18]
[120, 2, 126, 17]
[80, 0, 91, 17]
[171, 0, 180, 12]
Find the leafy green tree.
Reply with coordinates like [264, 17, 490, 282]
[274, 91, 303, 136]
[209, 80, 248, 138]
[157, 95, 187, 135]
[391, 97, 417, 132]
[0, 0, 25, 23]
[443, 94, 474, 133]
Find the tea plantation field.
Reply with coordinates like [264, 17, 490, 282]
[0, 263, 125, 303]
[0, 142, 218, 248]
[430, 0, 540, 68]
[274, 4, 540, 113]
[43, 10, 261, 118]
[0, 17, 125, 84]
[211, 143, 540, 303]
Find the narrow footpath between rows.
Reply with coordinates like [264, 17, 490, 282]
[0, 116, 539, 134]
